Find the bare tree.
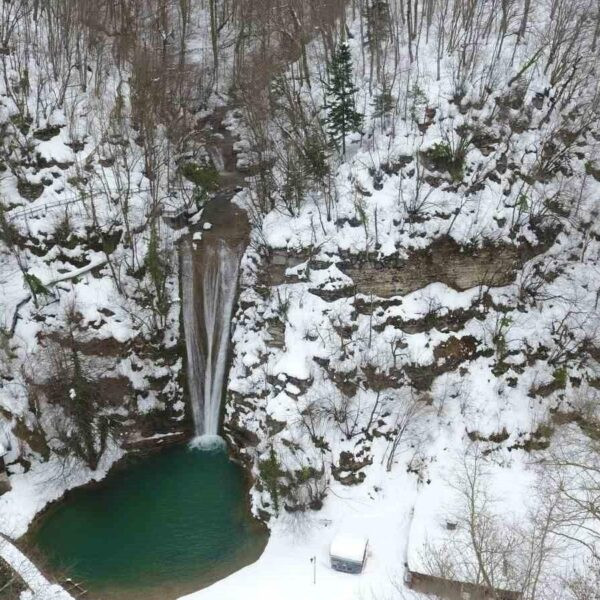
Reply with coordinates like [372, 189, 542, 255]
[384, 392, 426, 472]
[30, 301, 130, 471]
[421, 444, 568, 599]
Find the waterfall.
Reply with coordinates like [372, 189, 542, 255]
[182, 236, 242, 446]
[182, 241, 205, 434]
[200, 239, 241, 435]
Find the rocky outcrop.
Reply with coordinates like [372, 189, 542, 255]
[405, 335, 480, 391]
[0, 468, 11, 495]
[340, 237, 547, 298]
[262, 251, 309, 286]
[332, 450, 373, 486]
[266, 318, 285, 349]
[265, 236, 549, 299]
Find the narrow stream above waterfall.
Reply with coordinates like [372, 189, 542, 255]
[31, 445, 267, 600]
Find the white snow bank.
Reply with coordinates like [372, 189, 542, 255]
[0, 537, 74, 600]
[0, 444, 123, 539]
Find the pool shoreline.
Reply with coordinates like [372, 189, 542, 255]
[22, 440, 268, 600]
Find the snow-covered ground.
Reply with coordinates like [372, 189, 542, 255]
[182, 451, 417, 600]
[2, 1, 600, 599]
[0, 443, 122, 539]
[0, 537, 74, 600]
[182, 3, 600, 598]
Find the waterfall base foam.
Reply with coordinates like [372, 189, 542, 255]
[189, 435, 226, 452]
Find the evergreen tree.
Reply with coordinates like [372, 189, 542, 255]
[325, 42, 363, 155]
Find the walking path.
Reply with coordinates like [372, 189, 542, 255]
[0, 535, 74, 600]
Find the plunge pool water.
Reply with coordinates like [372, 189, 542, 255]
[31, 444, 267, 600]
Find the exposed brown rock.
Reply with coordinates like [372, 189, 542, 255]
[341, 237, 546, 298]
[332, 450, 372, 485]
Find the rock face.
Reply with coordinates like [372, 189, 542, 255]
[265, 236, 548, 299]
[225, 216, 566, 520]
[332, 451, 373, 486]
[340, 237, 545, 298]
[262, 251, 308, 286]
[0, 472, 11, 495]
[266, 319, 285, 349]
[0, 455, 11, 494]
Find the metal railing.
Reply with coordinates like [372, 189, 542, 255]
[5, 187, 191, 223]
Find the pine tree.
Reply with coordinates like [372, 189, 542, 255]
[325, 42, 363, 156]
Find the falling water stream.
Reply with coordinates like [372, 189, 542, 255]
[179, 103, 251, 444]
[181, 243, 203, 433]
[199, 240, 242, 434]
[182, 223, 245, 443]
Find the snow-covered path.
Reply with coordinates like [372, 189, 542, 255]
[0, 536, 74, 600]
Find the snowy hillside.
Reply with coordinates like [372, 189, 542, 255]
[205, 2, 600, 599]
[2, 1, 600, 599]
